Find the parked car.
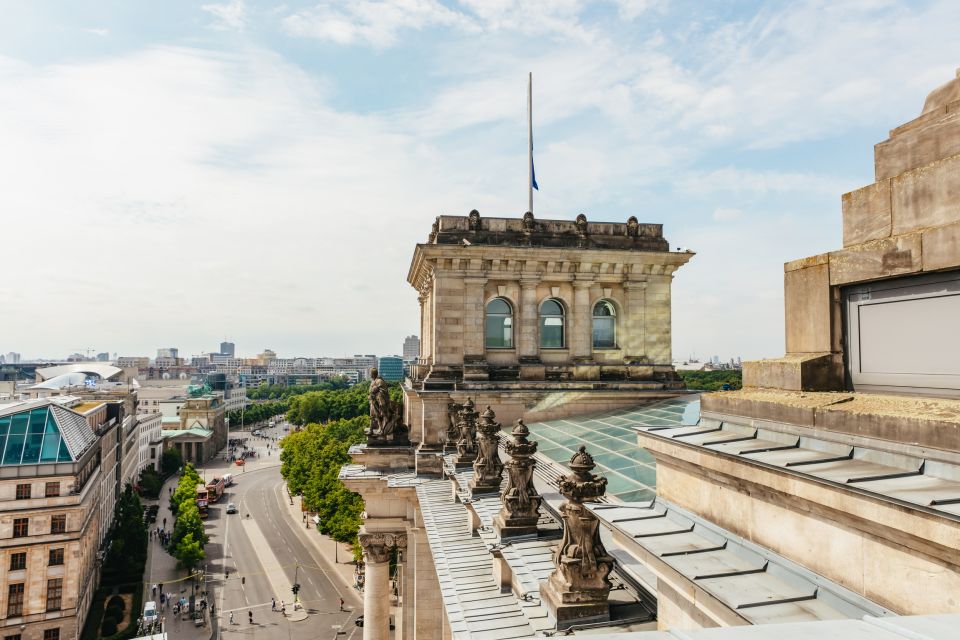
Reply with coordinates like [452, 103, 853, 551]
[143, 601, 158, 625]
[226, 503, 237, 514]
[235, 458, 245, 466]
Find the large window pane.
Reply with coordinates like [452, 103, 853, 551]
[4, 413, 29, 465]
[485, 298, 513, 348]
[592, 300, 617, 348]
[540, 298, 565, 348]
[22, 409, 47, 464]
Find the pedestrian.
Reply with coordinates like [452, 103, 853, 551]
[152, 584, 157, 597]
[163, 518, 166, 528]
[229, 612, 234, 625]
[339, 597, 344, 611]
[169, 487, 172, 495]
[271, 598, 276, 611]
[248, 611, 253, 624]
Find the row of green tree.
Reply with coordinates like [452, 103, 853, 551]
[225, 399, 289, 428]
[167, 464, 208, 572]
[678, 369, 743, 391]
[285, 381, 403, 426]
[279, 416, 367, 558]
[247, 377, 351, 400]
[101, 485, 148, 586]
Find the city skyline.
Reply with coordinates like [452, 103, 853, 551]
[2, 2, 960, 361]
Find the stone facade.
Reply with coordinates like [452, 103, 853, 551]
[405, 212, 694, 473]
[750, 68, 960, 395]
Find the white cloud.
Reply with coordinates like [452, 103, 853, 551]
[84, 27, 110, 37]
[282, 0, 477, 47]
[202, 0, 248, 31]
[678, 168, 856, 198]
[712, 207, 743, 222]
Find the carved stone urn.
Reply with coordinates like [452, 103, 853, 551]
[493, 419, 541, 538]
[540, 446, 613, 628]
[469, 406, 504, 495]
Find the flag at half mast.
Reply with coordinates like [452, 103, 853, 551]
[528, 72, 538, 214]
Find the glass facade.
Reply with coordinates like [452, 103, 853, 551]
[0, 408, 73, 466]
[540, 299, 565, 348]
[485, 298, 513, 348]
[513, 395, 700, 502]
[377, 356, 405, 381]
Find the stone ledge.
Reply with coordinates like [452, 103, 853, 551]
[741, 353, 844, 392]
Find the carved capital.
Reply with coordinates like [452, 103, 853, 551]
[359, 532, 407, 564]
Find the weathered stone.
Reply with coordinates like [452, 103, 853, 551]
[784, 262, 834, 354]
[742, 353, 844, 392]
[494, 419, 542, 538]
[921, 219, 960, 272]
[842, 181, 892, 247]
[827, 233, 922, 286]
[469, 406, 504, 495]
[453, 398, 478, 468]
[540, 446, 613, 629]
[365, 368, 410, 447]
[891, 153, 960, 236]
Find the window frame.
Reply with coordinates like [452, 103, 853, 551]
[9, 552, 26, 571]
[538, 298, 566, 349]
[7, 583, 24, 617]
[43, 630, 59, 640]
[50, 514, 66, 535]
[45, 482, 60, 498]
[48, 548, 64, 566]
[46, 578, 63, 612]
[15, 484, 31, 500]
[591, 300, 618, 349]
[484, 297, 515, 350]
[12, 518, 28, 538]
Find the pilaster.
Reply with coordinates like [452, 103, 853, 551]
[570, 279, 593, 360]
[518, 278, 540, 360]
[622, 279, 647, 363]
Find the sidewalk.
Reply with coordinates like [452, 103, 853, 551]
[142, 474, 212, 640]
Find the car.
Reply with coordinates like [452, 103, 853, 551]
[235, 458, 245, 466]
[226, 503, 237, 514]
[143, 601, 158, 625]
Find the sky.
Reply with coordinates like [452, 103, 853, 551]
[1, 0, 958, 362]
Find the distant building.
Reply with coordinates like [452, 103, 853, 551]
[156, 347, 178, 359]
[377, 356, 404, 381]
[116, 356, 149, 372]
[220, 341, 235, 357]
[5, 352, 21, 364]
[402, 335, 420, 360]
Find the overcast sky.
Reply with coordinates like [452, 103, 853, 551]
[1, 1, 958, 362]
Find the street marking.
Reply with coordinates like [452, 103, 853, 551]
[240, 517, 298, 609]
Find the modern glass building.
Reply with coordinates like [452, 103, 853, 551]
[377, 356, 405, 381]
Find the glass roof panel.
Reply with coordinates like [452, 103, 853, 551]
[514, 395, 700, 503]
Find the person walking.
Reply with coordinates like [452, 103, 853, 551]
[229, 612, 234, 625]
[271, 598, 276, 611]
[248, 611, 253, 624]
[339, 597, 344, 612]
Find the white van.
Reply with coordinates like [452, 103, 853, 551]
[223, 473, 233, 487]
[143, 601, 157, 624]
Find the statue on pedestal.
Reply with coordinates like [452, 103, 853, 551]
[540, 446, 613, 628]
[365, 369, 409, 447]
[494, 419, 541, 538]
[453, 398, 478, 468]
[445, 401, 464, 451]
[469, 406, 504, 495]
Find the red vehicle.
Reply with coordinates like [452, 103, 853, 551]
[196, 484, 209, 518]
[206, 477, 225, 504]
[235, 458, 245, 466]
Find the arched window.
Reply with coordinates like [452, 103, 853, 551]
[540, 299, 565, 349]
[485, 298, 514, 348]
[592, 300, 617, 349]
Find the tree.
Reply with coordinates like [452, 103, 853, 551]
[678, 369, 742, 391]
[102, 484, 148, 585]
[161, 447, 183, 476]
[173, 532, 205, 572]
[138, 467, 162, 499]
[170, 500, 207, 554]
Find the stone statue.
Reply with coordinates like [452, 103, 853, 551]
[446, 401, 464, 450]
[626, 215, 639, 237]
[453, 398, 478, 468]
[469, 406, 504, 495]
[468, 209, 481, 231]
[522, 211, 536, 233]
[540, 446, 613, 628]
[494, 419, 541, 538]
[575, 213, 589, 235]
[365, 369, 409, 447]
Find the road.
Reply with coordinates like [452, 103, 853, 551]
[201, 423, 363, 640]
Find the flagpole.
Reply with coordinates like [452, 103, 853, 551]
[527, 71, 533, 214]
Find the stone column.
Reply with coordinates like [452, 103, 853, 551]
[622, 280, 647, 365]
[540, 446, 613, 629]
[417, 294, 428, 364]
[463, 276, 487, 359]
[518, 279, 540, 360]
[570, 280, 593, 360]
[359, 532, 407, 640]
